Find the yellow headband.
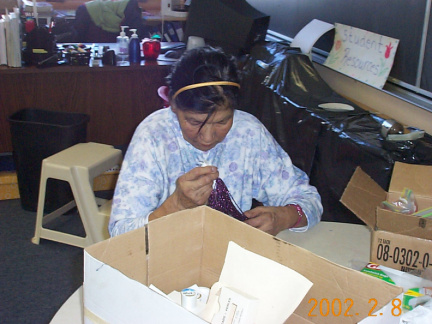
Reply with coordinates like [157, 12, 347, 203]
[172, 81, 241, 100]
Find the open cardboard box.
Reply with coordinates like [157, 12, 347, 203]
[341, 162, 432, 276]
[84, 206, 402, 324]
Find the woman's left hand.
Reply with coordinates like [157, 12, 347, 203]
[243, 205, 300, 235]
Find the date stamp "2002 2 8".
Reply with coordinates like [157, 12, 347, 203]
[307, 298, 403, 318]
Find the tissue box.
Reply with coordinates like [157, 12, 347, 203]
[83, 206, 402, 324]
[341, 162, 432, 276]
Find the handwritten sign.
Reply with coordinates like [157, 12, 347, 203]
[324, 23, 399, 89]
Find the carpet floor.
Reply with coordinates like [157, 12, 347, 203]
[0, 198, 85, 324]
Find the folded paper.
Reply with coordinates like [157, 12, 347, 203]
[290, 19, 334, 55]
[204, 241, 313, 324]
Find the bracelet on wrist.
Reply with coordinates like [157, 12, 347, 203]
[287, 204, 304, 228]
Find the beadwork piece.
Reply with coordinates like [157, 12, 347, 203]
[207, 178, 248, 221]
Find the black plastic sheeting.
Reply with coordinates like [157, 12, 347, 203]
[238, 41, 432, 224]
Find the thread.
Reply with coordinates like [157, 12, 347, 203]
[181, 288, 197, 311]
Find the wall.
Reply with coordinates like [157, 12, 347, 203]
[0, 0, 17, 13]
[248, 0, 431, 93]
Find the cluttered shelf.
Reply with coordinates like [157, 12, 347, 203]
[0, 55, 173, 73]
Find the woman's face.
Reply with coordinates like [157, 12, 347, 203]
[172, 106, 234, 151]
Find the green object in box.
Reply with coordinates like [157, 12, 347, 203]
[360, 262, 396, 285]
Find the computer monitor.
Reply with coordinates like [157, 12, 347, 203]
[184, 0, 270, 55]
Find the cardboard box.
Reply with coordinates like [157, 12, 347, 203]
[92, 170, 119, 191]
[0, 171, 20, 200]
[84, 206, 402, 324]
[341, 162, 432, 276]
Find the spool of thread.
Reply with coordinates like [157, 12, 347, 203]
[181, 288, 197, 312]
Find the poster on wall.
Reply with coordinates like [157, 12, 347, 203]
[324, 23, 399, 89]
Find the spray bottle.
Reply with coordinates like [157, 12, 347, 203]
[128, 29, 141, 64]
[116, 26, 129, 59]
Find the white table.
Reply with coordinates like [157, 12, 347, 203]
[50, 221, 371, 323]
[277, 221, 371, 269]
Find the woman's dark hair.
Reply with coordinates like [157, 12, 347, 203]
[165, 46, 240, 115]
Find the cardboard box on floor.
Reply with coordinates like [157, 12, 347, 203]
[83, 206, 402, 324]
[0, 171, 19, 200]
[341, 162, 432, 276]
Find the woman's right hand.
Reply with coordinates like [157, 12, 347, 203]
[173, 166, 219, 210]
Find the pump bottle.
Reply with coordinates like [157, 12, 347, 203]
[116, 26, 129, 58]
[128, 29, 141, 64]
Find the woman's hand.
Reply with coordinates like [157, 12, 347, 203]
[149, 166, 218, 221]
[173, 166, 219, 209]
[244, 205, 306, 235]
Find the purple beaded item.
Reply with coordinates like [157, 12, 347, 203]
[207, 178, 248, 221]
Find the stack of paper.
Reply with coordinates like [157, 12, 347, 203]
[1, 8, 22, 67]
[0, 19, 7, 65]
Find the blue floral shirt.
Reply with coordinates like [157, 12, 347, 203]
[109, 108, 322, 236]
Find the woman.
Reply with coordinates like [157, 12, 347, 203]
[109, 46, 322, 236]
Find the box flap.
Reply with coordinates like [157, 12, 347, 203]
[340, 167, 387, 228]
[376, 208, 432, 240]
[84, 251, 206, 323]
[389, 162, 432, 197]
[147, 207, 207, 293]
[285, 313, 314, 323]
[85, 225, 148, 285]
[289, 248, 402, 323]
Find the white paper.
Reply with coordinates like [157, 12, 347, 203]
[3, 10, 21, 68]
[290, 19, 334, 54]
[324, 23, 399, 89]
[209, 241, 313, 324]
[212, 286, 259, 324]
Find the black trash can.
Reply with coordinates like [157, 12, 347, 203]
[8, 109, 90, 212]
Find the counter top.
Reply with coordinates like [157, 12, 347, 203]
[0, 43, 177, 74]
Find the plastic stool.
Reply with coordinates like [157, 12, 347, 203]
[32, 142, 123, 248]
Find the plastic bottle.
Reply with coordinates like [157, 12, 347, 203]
[128, 29, 141, 64]
[116, 26, 129, 63]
